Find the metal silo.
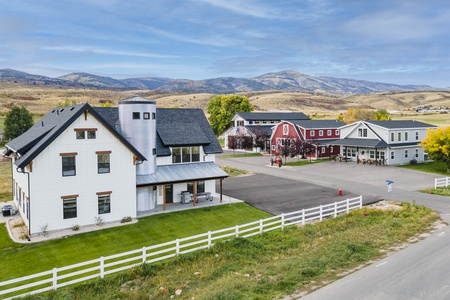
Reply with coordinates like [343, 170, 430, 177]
[118, 96, 157, 175]
[118, 96, 157, 211]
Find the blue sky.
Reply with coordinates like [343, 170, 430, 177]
[1, 0, 449, 87]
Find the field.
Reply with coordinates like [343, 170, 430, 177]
[1, 85, 450, 122]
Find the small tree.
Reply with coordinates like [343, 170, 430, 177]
[207, 94, 253, 136]
[4, 105, 34, 140]
[420, 127, 450, 172]
[252, 126, 267, 152]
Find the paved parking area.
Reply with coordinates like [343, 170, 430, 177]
[216, 151, 440, 215]
[219, 173, 372, 216]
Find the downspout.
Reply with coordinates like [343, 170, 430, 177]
[17, 167, 31, 238]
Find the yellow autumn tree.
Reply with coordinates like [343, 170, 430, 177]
[420, 127, 450, 173]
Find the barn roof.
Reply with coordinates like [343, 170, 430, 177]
[235, 111, 309, 121]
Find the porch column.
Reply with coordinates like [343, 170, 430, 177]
[193, 181, 197, 207]
[220, 179, 223, 203]
[163, 184, 166, 211]
[375, 148, 378, 165]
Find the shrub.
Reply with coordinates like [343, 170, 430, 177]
[121, 216, 132, 223]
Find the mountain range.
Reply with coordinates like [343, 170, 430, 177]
[0, 68, 437, 94]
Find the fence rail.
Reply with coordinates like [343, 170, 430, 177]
[0, 196, 362, 299]
[435, 177, 450, 189]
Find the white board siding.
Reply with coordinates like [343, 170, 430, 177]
[26, 112, 136, 235]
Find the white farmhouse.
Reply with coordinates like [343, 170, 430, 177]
[3, 97, 227, 236]
[331, 120, 436, 165]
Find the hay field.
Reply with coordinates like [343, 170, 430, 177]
[1, 85, 450, 125]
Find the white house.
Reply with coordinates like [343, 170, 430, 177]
[222, 111, 309, 151]
[330, 120, 436, 165]
[3, 97, 227, 236]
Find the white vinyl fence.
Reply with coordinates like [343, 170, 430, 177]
[435, 177, 450, 189]
[0, 196, 362, 300]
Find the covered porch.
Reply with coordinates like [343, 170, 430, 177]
[136, 162, 229, 212]
[327, 138, 389, 165]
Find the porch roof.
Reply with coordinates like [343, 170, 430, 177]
[136, 162, 228, 186]
[327, 138, 389, 148]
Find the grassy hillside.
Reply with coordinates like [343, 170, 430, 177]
[0, 84, 449, 124]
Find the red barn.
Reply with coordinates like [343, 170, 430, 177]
[270, 120, 344, 159]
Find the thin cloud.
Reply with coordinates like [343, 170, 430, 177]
[145, 26, 239, 47]
[42, 45, 178, 59]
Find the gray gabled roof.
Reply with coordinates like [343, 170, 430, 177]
[236, 112, 309, 121]
[290, 119, 345, 129]
[365, 120, 436, 129]
[245, 125, 273, 136]
[156, 108, 222, 155]
[5, 103, 146, 169]
[94, 107, 223, 157]
[136, 161, 228, 186]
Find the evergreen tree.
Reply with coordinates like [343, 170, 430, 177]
[4, 105, 34, 140]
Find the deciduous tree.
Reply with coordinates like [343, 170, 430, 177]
[420, 127, 450, 172]
[207, 95, 253, 135]
[4, 105, 34, 140]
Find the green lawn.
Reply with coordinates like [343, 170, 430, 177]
[0, 203, 271, 281]
[220, 152, 263, 158]
[400, 161, 449, 175]
[26, 203, 440, 300]
[284, 158, 328, 166]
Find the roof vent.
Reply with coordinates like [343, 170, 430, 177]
[70, 107, 75, 111]
[60, 108, 64, 112]
[51, 109, 55, 113]
[41, 121, 44, 127]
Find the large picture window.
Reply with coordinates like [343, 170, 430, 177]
[62, 195, 78, 219]
[172, 146, 201, 163]
[97, 192, 111, 214]
[97, 151, 111, 174]
[61, 153, 77, 176]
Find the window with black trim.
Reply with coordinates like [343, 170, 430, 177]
[75, 128, 97, 139]
[87, 130, 96, 139]
[143, 112, 150, 119]
[133, 112, 140, 119]
[98, 193, 111, 214]
[97, 152, 110, 174]
[172, 146, 201, 163]
[187, 181, 205, 194]
[152, 112, 156, 119]
[61, 154, 77, 176]
[76, 131, 85, 139]
[62, 196, 78, 219]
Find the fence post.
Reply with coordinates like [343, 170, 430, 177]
[176, 239, 180, 255]
[142, 247, 146, 263]
[302, 209, 305, 225]
[435, 178, 437, 189]
[319, 205, 323, 221]
[260, 219, 263, 235]
[447, 177, 449, 187]
[346, 199, 350, 213]
[100, 257, 105, 279]
[208, 231, 212, 249]
[334, 202, 338, 218]
[52, 268, 58, 291]
[281, 213, 285, 230]
[359, 196, 363, 208]
[235, 225, 239, 238]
